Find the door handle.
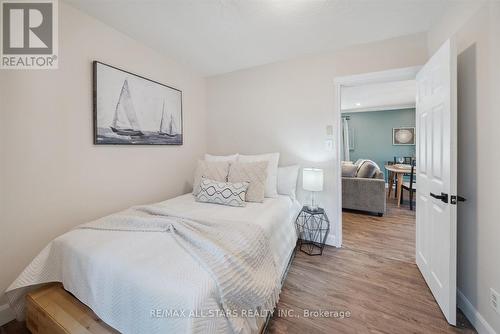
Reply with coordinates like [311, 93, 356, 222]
[430, 192, 449, 203]
[451, 195, 466, 204]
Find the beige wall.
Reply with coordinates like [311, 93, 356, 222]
[429, 2, 500, 332]
[427, 0, 486, 55]
[206, 33, 428, 243]
[0, 2, 206, 305]
[3, 2, 497, 331]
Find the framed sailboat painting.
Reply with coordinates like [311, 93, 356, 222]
[93, 61, 183, 145]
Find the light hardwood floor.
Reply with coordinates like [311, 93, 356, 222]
[267, 194, 475, 334]
[1, 194, 475, 334]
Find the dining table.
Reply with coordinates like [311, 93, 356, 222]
[385, 164, 415, 208]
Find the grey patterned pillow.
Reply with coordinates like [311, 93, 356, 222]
[192, 160, 230, 195]
[196, 178, 249, 207]
[356, 160, 378, 178]
[228, 161, 268, 203]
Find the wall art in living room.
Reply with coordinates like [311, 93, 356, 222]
[393, 127, 415, 145]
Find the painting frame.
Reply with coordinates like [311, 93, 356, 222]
[392, 127, 416, 145]
[93, 61, 183, 145]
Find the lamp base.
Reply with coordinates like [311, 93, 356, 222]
[308, 191, 320, 212]
[307, 204, 319, 212]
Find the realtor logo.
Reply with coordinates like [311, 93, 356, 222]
[1, 0, 58, 69]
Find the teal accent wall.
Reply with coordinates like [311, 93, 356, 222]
[343, 108, 416, 180]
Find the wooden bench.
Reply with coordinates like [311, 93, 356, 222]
[26, 283, 119, 334]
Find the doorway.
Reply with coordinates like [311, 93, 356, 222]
[333, 39, 459, 326]
[339, 78, 418, 262]
[333, 66, 421, 248]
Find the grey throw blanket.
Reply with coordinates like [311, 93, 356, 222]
[78, 205, 282, 333]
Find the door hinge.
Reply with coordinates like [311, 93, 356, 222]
[451, 195, 467, 205]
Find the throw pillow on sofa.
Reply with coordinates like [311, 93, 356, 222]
[356, 160, 378, 178]
[342, 164, 358, 177]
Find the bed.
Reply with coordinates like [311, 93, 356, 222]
[6, 193, 301, 334]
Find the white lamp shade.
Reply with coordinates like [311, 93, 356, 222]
[302, 168, 324, 192]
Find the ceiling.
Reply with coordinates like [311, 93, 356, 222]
[341, 80, 416, 112]
[65, 0, 457, 76]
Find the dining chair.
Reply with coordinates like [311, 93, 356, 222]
[398, 156, 414, 184]
[393, 156, 412, 164]
[392, 157, 404, 196]
[401, 160, 417, 210]
[387, 160, 397, 195]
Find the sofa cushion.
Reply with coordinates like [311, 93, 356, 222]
[356, 160, 378, 178]
[373, 170, 385, 180]
[342, 177, 386, 214]
[342, 164, 358, 177]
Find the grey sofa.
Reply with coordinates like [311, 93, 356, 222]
[342, 170, 386, 216]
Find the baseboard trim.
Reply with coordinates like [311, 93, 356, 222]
[0, 303, 15, 326]
[458, 290, 497, 334]
[325, 234, 339, 247]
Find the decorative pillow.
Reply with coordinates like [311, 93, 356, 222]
[355, 159, 380, 170]
[204, 153, 239, 162]
[192, 160, 230, 195]
[342, 164, 357, 177]
[239, 153, 280, 198]
[356, 160, 379, 178]
[196, 178, 249, 207]
[277, 165, 300, 199]
[228, 161, 268, 202]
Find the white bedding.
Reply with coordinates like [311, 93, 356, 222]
[158, 194, 301, 274]
[6, 194, 301, 334]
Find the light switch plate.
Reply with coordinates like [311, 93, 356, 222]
[325, 139, 333, 151]
[326, 125, 333, 137]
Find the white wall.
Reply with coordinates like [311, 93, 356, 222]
[0, 1, 206, 309]
[207, 33, 428, 244]
[429, 2, 500, 333]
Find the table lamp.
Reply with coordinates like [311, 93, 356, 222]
[302, 168, 324, 211]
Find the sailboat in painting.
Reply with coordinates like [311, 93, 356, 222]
[94, 61, 182, 145]
[158, 100, 179, 137]
[110, 79, 144, 136]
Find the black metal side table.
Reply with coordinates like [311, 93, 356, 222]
[295, 206, 330, 255]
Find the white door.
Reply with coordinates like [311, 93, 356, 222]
[415, 39, 458, 325]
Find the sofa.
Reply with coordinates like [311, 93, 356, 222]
[342, 161, 386, 216]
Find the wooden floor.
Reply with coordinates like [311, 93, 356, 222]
[1, 194, 475, 334]
[267, 194, 475, 334]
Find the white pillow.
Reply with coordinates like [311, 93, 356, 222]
[239, 153, 280, 198]
[228, 161, 268, 203]
[205, 153, 239, 162]
[192, 160, 230, 195]
[277, 165, 300, 199]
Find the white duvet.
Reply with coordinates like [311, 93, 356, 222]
[6, 194, 301, 334]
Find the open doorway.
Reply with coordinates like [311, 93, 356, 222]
[339, 77, 418, 263]
[332, 66, 421, 248]
[334, 40, 460, 326]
